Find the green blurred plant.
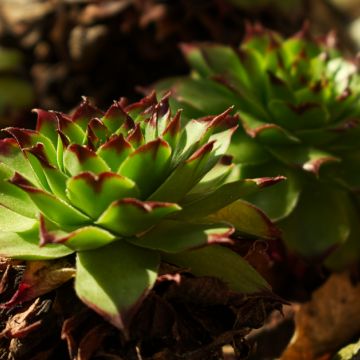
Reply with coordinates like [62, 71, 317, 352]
[0, 93, 282, 329]
[0, 47, 33, 127]
[156, 24, 360, 269]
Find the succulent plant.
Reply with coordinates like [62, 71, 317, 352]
[0, 93, 282, 330]
[156, 25, 360, 269]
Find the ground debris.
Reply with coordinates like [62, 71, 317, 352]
[281, 272, 360, 360]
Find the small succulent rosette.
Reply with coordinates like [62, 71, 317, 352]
[0, 93, 281, 329]
[156, 25, 360, 269]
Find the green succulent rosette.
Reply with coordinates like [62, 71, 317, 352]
[0, 93, 281, 329]
[156, 25, 360, 269]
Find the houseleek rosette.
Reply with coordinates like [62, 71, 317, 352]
[156, 25, 360, 269]
[0, 93, 281, 329]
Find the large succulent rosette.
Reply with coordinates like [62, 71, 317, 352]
[156, 25, 360, 269]
[0, 93, 281, 329]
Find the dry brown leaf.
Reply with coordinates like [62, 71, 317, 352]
[4, 260, 75, 306]
[1, 298, 43, 338]
[281, 272, 360, 360]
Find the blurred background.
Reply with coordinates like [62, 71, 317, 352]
[0, 0, 359, 129]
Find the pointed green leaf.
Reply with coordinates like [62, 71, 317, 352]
[118, 138, 172, 198]
[97, 135, 134, 172]
[268, 100, 330, 131]
[40, 221, 117, 251]
[75, 241, 159, 329]
[149, 141, 216, 202]
[239, 162, 302, 221]
[0, 205, 37, 232]
[163, 245, 270, 294]
[268, 145, 340, 175]
[5, 127, 57, 165]
[96, 198, 181, 236]
[71, 97, 104, 131]
[0, 139, 37, 184]
[85, 118, 108, 147]
[66, 172, 139, 219]
[170, 77, 241, 115]
[0, 230, 73, 260]
[131, 220, 233, 253]
[34, 109, 59, 146]
[239, 111, 301, 145]
[177, 177, 284, 220]
[10, 173, 90, 226]
[64, 144, 110, 176]
[102, 102, 129, 133]
[0, 175, 37, 218]
[207, 199, 280, 239]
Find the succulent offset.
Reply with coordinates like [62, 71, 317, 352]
[0, 93, 281, 329]
[156, 25, 360, 269]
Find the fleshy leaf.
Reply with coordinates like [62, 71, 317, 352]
[0, 230, 73, 260]
[168, 77, 241, 115]
[71, 97, 104, 131]
[268, 145, 340, 175]
[34, 109, 59, 146]
[5, 127, 57, 165]
[239, 162, 302, 221]
[0, 177, 37, 218]
[86, 118, 108, 148]
[66, 172, 139, 219]
[40, 218, 117, 251]
[131, 220, 234, 253]
[102, 102, 130, 133]
[177, 177, 284, 220]
[96, 198, 181, 236]
[163, 245, 270, 294]
[278, 183, 351, 257]
[97, 134, 134, 172]
[239, 111, 301, 145]
[268, 100, 330, 131]
[0, 205, 37, 232]
[75, 241, 159, 329]
[64, 144, 110, 176]
[206, 199, 280, 239]
[10, 173, 90, 226]
[0, 138, 37, 184]
[149, 141, 216, 202]
[57, 113, 85, 144]
[118, 138, 172, 199]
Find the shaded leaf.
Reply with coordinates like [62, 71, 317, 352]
[96, 198, 181, 236]
[66, 172, 139, 219]
[163, 245, 270, 294]
[206, 199, 280, 239]
[75, 241, 159, 329]
[118, 138, 172, 199]
[0, 231, 73, 260]
[278, 183, 351, 257]
[64, 144, 110, 176]
[131, 220, 234, 253]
